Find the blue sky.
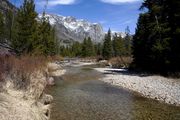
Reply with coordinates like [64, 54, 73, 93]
[10, 0, 143, 33]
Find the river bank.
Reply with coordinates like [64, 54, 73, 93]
[95, 68, 180, 106]
[0, 62, 65, 120]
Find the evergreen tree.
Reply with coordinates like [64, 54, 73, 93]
[102, 29, 113, 60]
[86, 37, 95, 56]
[71, 41, 82, 57]
[124, 26, 132, 56]
[112, 33, 125, 57]
[133, 13, 152, 69]
[12, 0, 38, 54]
[35, 12, 56, 55]
[82, 38, 88, 57]
[0, 12, 4, 43]
[133, 0, 180, 72]
[166, 0, 180, 70]
[4, 9, 14, 42]
[82, 37, 95, 57]
[94, 43, 102, 56]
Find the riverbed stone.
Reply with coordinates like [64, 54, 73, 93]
[47, 77, 55, 86]
[95, 68, 180, 106]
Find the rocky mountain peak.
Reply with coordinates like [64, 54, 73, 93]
[38, 13, 105, 44]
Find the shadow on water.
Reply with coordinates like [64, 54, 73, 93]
[46, 65, 180, 120]
[104, 69, 152, 77]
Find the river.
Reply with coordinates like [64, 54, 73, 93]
[46, 65, 180, 120]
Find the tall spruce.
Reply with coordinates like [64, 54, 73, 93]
[0, 12, 4, 43]
[12, 0, 38, 54]
[4, 10, 14, 42]
[133, 0, 180, 72]
[35, 12, 56, 55]
[86, 37, 95, 56]
[71, 41, 82, 57]
[102, 29, 113, 60]
[82, 38, 88, 57]
[166, 0, 180, 70]
[94, 43, 102, 56]
[124, 26, 132, 56]
[112, 33, 125, 57]
[82, 37, 95, 57]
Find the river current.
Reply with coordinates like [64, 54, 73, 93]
[46, 65, 180, 120]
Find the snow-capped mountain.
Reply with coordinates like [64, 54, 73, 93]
[111, 31, 126, 38]
[38, 14, 105, 43]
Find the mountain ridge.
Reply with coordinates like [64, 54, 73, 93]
[38, 13, 105, 44]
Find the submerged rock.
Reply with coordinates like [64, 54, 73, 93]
[47, 77, 55, 86]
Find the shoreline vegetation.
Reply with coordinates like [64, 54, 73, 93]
[0, 56, 66, 120]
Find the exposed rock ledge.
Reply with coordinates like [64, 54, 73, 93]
[95, 68, 180, 106]
[0, 62, 65, 120]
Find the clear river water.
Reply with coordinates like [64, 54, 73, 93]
[46, 65, 180, 120]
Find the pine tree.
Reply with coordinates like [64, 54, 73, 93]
[132, 0, 180, 72]
[0, 12, 4, 43]
[133, 13, 151, 69]
[4, 9, 14, 42]
[102, 29, 113, 60]
[35, 12, 56, 56]
[82, 38, 88, 57]
[81, 37, 95, 57]
[71, 41, 82, 57]
[165, 0, 180, 70]
[94, 43, 102, 56]
[124, 26, 132, 56]
[86, 37, 95, 56]
[112, 33, 125, 57]
[12, 0, 38, 54]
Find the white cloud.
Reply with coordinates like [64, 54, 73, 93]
[38, 0, 78, 6]
[100, 0, 141, 4]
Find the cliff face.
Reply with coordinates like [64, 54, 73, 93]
[0, 0, 17, 14]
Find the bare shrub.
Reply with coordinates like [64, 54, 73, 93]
[0, 55, 47, 90]
[109, 57, 133, 68]
[49, 55, 64, 62]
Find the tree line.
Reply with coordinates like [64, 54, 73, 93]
[59, 28, 132, 59]
[132, 0, 180, 72]
[0, 0, 57, 56]
[1, 0, 132, 59]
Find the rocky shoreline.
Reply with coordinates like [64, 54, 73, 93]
[95, 68, 180, 106]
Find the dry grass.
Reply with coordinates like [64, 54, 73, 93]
[0, 55, 47, 90]
[47, 55, 64, 62]
[109, 57, 133, 68]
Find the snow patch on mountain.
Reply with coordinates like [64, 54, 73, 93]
[38, 14, 105, 43]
